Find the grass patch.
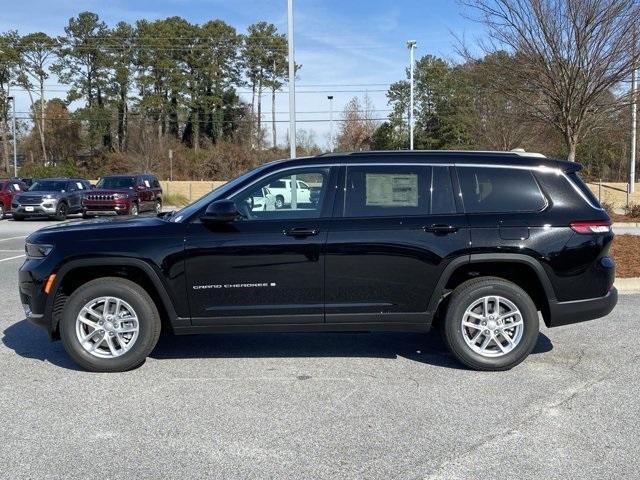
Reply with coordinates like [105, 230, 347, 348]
[163, 192, 190, 207]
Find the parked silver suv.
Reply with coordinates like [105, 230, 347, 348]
[12, 177, 92, 221]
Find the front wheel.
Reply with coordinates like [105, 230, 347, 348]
[129, 202, 139, 216]
[0, 203, 5, 219]
[442, 277, 539, 371]
[155, 199, 162, 214]
[59, 277, 161, 372]
[12, 214, 24, 221]
[53, 202, 68, 221]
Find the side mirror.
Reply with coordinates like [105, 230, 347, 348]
[201, 200, 238, 223]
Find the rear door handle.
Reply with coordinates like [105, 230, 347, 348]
[423, 224, 458, 234]
[284, 227, 320, 237]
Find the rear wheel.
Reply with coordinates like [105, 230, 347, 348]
[129, 202, 139, 216]
[59, 277, 161, 372]
[442, 277, 539, 371]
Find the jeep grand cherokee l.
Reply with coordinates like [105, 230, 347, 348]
[12, 178, 92, 221]
[82, 174, 162, 217]
[18, 151, 617, 372]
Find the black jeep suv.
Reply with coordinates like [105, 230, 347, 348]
[18, 151, 617, 372]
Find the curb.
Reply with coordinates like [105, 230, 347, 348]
[613, 222, 640, 228]
[615, 278, 640, 293]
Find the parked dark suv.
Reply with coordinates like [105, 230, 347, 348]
[82, 174, 162, 217]
[12, 178, 92, 221]
[18, 151, 617, 372]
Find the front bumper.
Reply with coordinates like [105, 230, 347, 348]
[19, 267, 51, 334]
[83, 201, 130, 215]
[12, 201, 58, 216]
[547, 287, 618, 327]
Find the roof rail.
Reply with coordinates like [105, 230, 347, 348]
[319, 149, 547, 158]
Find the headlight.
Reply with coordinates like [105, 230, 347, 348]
[25, 243, 54, 258]
[113, 193, 128, 200]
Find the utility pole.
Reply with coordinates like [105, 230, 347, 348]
[631, 55, 637, 193]
[327, 95, 334, 152]
[8, 96, 16, 177]
[287, 0, 297, 158]
[407, 40, 417, 151]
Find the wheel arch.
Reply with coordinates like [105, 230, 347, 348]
[46, 258, 179, 339]
[429, 254, 556, 326]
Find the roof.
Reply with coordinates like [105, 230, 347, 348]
[273, 150, 580, 172]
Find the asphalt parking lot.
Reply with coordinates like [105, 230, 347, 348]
[0, 218, 639, 480]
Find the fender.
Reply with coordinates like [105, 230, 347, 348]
[427, 253, 556, 314]
[45, 257, 181, 336]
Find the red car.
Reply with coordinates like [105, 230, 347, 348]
[0, 179, 28, 219]
[82, 174, 163, 217]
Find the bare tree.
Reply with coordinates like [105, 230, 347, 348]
[336, 95, 379, 151]
[461, 0, 640, 160]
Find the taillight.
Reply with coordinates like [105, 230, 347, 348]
[570, 221, 611, 234]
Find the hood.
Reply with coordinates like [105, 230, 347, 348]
[87, 188, 134, 196]
[17, 190, 63, 199]
[27, 216, 168, 244]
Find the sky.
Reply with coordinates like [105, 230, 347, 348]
[0, 0, 488, 148]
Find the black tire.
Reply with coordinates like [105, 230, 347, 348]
[155, 199, 162, 214]
[275, 195, 284, 209]
[82, 212, 94, 219]
[442, 277, 539, 371]
[12, 214, 24, 221]
[0, 203, 5, 219]
[129, 202, 139, 216]
[53, 202, 68, 221]
[59, 277, 161, 372]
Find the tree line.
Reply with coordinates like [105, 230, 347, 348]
[1, 1, 640, 182]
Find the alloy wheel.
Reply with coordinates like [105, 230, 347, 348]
[460, 295, 524, 357]
[75, 296, 140, 359]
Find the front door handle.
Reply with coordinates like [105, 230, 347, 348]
[284, 227, 320, 237]
[423, 224, 458, 234]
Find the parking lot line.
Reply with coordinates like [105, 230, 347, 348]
[0, 254, 25, 262]
[0, 235, 27, 242]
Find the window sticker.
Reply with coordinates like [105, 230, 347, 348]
[365, 173, 418, 207]
[144, 180, 151, 188]
[76, 182, 84, 190]
[12, 183, 21, 191]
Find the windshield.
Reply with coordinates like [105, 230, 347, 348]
[169, 162, 276, 222]
[29, 180, 68, 192]
[97, 176, 135, 189]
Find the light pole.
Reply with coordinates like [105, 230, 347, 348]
[631, 60, 637, 193]
[407, 40, 417, 150]
[287, 0, 297, 158]
[7, 96, 17, 177]
[327, 95, 334, 152]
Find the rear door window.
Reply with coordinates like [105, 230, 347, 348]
[344, 165, 429, 217]
[458, 167, 546, 213]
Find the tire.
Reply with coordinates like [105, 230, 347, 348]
[129, 202, 139, 216]
[0, 203, 4, 219]
[442, 277, 539, 371]
[59, 277, 161, 372]
[82, 212, 94, 219]
[12, 214, 24, 221]
[155, 199, 162, 214]
[53, 202, 68, 221]
[275, 195, 284, 209]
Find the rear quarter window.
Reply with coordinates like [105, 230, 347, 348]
[458, 167, 547, 213]
[566, 172, 601, 208]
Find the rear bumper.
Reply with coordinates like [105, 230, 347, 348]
[547, 287, 618, 327]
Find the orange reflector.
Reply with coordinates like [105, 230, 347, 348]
[44, 274, 56, 295]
